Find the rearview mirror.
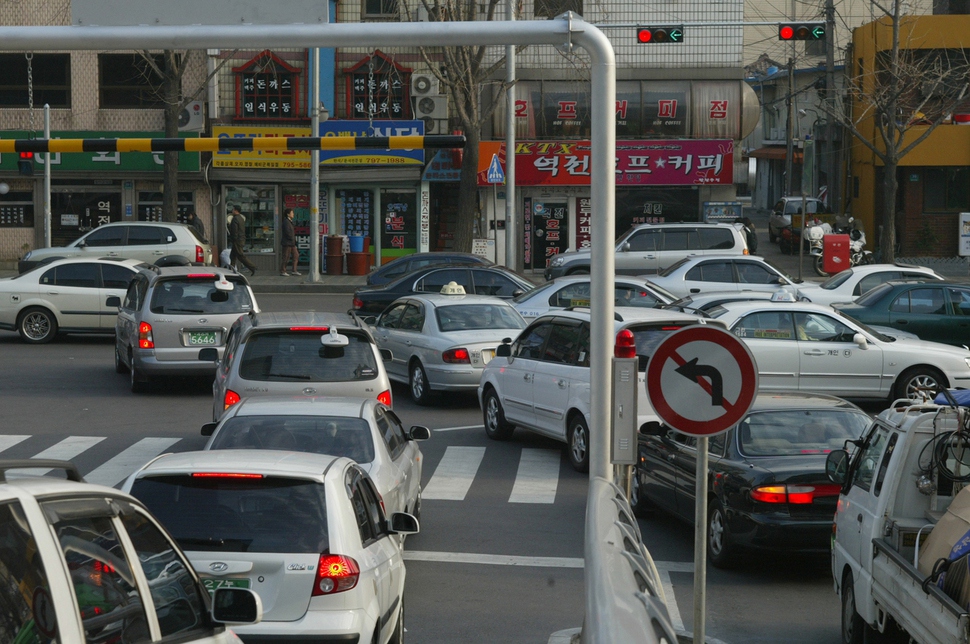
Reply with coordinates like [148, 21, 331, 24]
[105, 296, 121, 308]
[211, 588, 262, 625]
[201, 422, 218, 437]
[619, 241, 631, 252]
[825, 449, 849, 486]
[380, 349, 392, 361]
[496, 342, 512, 358]
[388, 511, 420, 535]
[639, 421, 665, 436]
[408, 425, 431, 441]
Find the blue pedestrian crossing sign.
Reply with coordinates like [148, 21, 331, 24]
[486, 154, 505, 184]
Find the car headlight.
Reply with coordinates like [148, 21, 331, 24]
[550, 256, 565, 267]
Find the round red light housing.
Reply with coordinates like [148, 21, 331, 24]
[615, 329, 636, 359]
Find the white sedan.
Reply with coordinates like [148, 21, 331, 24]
[513, 274, 676, 321]
[369, 290, 527, 405]
[706, 300, 970, 400]
[202, 396, 430, 518]
[0, 256, 145, 343]
[796, 263, 943, 305]
[646, 255, 800, 299]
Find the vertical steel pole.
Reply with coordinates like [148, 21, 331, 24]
[694, 436, 709, 644]
[309, 47, 321, 282]
[43, 104, 50, 249]
[504, 0, 517, 271]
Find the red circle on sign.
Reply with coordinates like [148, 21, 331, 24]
[33, 586, 57, 638]
[646, 325, 758, 436]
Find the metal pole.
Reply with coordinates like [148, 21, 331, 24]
[824, 0, 837, 212]
[43, 104, 50, 249]
[694, 436, 709, 644]
[505, 0, 517, 271]
[785, 57, 795, 198]
[309, 47, 321, 283]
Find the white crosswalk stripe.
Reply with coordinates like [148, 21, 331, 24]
[508, 448, 560, 504]
[84, 437, 181, 488]
[421, 446, 485, 501]
[0, 435, 30, 454]
[14, 436, 106, 477]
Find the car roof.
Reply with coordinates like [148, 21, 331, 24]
[403, 292, 516, 307]
[136, 449, 349, 479]
[709, 300, 834, 317]
[145, 266, 249, 281]
[245, 310, 365, 330]
[230, 396, 375, 418]
[535, 306, 707, 327]
[35, 256, 146, 269]
[629, 222, 739, 230]
[747, 391, 865, 413]
[0, 460, 139, 499]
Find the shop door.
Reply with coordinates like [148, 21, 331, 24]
[431, 183, 459, 252]
[51, 191, 122, 247]
[380, 189, 417, 266]
[338, 188, 374, 254]
[283, 189, 311, 268]
[525, 198, 569, 271]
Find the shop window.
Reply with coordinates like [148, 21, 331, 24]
[0, 53, 70, 108]
[346, 51, 410, 120]
[137, 192, 195, 223]
[99, 53, 167, 109]
[362, 0, 399, 19]
[233, 50, 301, 120]
[535, 0, 582, 18]
[225, 185, 278, 255]
[924, 168, 970, 212]
[0, 193, 35, 228]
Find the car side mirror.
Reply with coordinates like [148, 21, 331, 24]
[380, 348, 392, 361]
[853, 333, 868, 350]
[512, 289, 524, 297]
[105, 296, 121, 307]
[198, 348, 218, 361]
[201, 422, 218, 437]
[388, 511, 420, 535]
[211, 588, 262, 625]
[496, 341, 512, 358]
[619, 241, 631, 252]
[408, 425, 431, 441]
[639, 421, 665, 436]
[362, 315, 378, 325]
[77, 240, 87, 248]
[825, 449, 849, 486]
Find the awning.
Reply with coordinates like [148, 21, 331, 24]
[747, 146, 803, 162]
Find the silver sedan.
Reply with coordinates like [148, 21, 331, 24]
[512, 274, 676, 321]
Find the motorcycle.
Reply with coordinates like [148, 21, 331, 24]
[811, 216, 874, 277]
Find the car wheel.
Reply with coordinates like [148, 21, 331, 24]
[409, 361, 432, 406]
[630, 465, 654, 518]
[813, 254, 830, 278]
[841, 571, 871, 644]
[893, 366, 946, 402]
[566, 415, 590, 473]
[778, 238, 792, 255]
[412, 491, 422, 523]
[114, 346, 128, 374]
[707, 499, 736, 568]
[483, 389, 514, 441]
[129, 351, 149, 394]
[567, 267, 590, 275]
[390, 598, 404, 644]
[17, 307, 57, 344]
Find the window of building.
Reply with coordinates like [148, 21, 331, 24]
[362, 0, 399, 18]
[534, 0, 583, 18]
[0, 54, 70, 108]
[233, 50, 301, 120]
[99, 53, 167, 108]
[346, 51, 410, 120]
[924, 167, 970, 212]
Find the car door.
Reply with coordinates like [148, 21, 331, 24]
[657, 227, 700, 272]
[76, 225, 126, 257]
[887, 286, 949, 342]
[532, 318, 585, 439]
[671, 432, 726, 523]
[115, 276, 146, 356]
[98, 263, 137, 329]
[499, 320, 554, 428]
[681, 259, 737, 295]
[795, 311, 885, 396]
[730, 310, 800, 391]
[616, 228, 660, 274]
[124, 225, 172, 263]
[735, 260, 792, 293]
[348, 471, 398, 640]
[637, 428, 685, 515]
[379, 407, 419, 515]
[38, 263, 101, 329]
[946, 286, 970, 346]
[374, 302, 412, 380]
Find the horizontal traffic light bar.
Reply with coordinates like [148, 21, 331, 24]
[636, 25, 684, 44]
[778, 22, 826, 40]
[0, 135, 467, 154]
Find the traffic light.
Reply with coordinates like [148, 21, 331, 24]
[636, 26, 684, 44]
[17, 151, 34, 176]
[778, 22, 826, 41]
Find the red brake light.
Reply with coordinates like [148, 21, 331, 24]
[186, 273, 216, 279]
[190, 472, 263, 479]
[289, 326, 330, 332]
[442, 348, 471, 363]
[750, 485, 788, 504]
[377, 390, 392, 406]
[751, 483, 841, 504]
[661, 326, 683, 331]
[224, 389, 241, 410]
[615, 329, 636, 359]
[312, 554, 360, 596]
[195, 246, 205, 263]
[352, 297, 363, 310]
[138, 322, 154, 349]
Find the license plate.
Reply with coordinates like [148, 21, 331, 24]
[201, 577, 250, 594]
[189, 331, 217, 345]
[481, 349, 495, 364]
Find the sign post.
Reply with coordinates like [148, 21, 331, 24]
[486, 154, 505, 264]
[645, 325, 758, 644]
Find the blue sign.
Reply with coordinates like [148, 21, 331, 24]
[422, 149, 461, 182]
[486, 153, 505, 184]
[318, 120, 425, 165]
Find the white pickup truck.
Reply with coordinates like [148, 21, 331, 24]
[828, 399, 970, 644]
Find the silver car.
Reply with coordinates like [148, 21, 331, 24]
[370, 291, 526, 405]
[201, 396, 430, 518]
[209, 311, 394, 421]
[113, 266, 258, 392]
[512, 274, 676, 321]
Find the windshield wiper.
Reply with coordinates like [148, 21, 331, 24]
[166, 307, 205, 313]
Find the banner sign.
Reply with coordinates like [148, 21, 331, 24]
[213, 125, 311, 169]
[319, 120, 424, 165]
[0, 130, 200, 172]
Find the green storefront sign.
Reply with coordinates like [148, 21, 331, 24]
[0, 131, 200, 172]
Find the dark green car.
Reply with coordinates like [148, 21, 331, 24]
[833, 279, 970, 348]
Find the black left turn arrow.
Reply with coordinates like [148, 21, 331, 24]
[675, 358, 723, 406]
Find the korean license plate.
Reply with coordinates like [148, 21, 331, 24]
[201, 577, 250, 595]
[481, 349, 495, 364]
[189, 331, 217, 345]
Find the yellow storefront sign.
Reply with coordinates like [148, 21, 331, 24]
[212, 125, 311, 169]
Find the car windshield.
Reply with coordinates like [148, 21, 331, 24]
[819, 269, 855, 290]
[854, 283, 894, 306]
[149, 277, 253, 314]
[658, 258, 692, 277]
[832, 309, 892, 342]
[210, 415, 375, 463]
[513, 281, 556, 303]
[129, 474, 329, 554]
[239, 330, 379, 382]
[436, 304, 526, 332]
[738, 409, 870, 457]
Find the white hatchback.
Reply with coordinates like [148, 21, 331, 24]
[795, 263, 944, 305]
[647, 254, 800, 299]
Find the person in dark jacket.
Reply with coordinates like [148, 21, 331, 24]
[185, 209, 207, 242]
[279, 208, 300, 276]
[228, 205, 257, 276]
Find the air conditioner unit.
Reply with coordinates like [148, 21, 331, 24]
[411, 73, 439, 96]
[413, 94, 447, 121]
[178, 101, 205, 132]
[422, 117, 448, 134]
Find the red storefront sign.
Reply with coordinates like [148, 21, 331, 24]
[477, 140, 733, 187]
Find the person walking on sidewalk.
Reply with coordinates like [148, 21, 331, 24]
[279, 208, 301, 276]
[228, 205, 257, 276]
[186, 209, 207, 242]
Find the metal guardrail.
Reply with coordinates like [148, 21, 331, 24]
[583, 476, 678, 644]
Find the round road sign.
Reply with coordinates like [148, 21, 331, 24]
[646, 325, 758, 436]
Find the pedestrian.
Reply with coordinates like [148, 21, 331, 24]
[185, 209, 207, 242]
[279, 208, 301, 276]
[227, 205, 257, 276]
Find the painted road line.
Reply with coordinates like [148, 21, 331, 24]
[85, 437, 180, 488]
[0, 435, 30, 454]
[430, 424, 484, 432]
[509, 448, 560, 504]
[15, 436, 106, 477]
[421, 446, 485, 501]
[404, 550, 584, 568]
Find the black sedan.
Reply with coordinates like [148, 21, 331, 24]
[366, 252, 493, 286]
[632, 392, 870, 567]
[352, 264, 535, 315]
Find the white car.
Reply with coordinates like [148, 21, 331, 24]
[706, 300, 970, 400]
[0, 256, 146, 343]
[478, 307, 725, 472]
[123, 450, 419, 644]
[370, 289, 527, 404]
[0, 459, 261, 644]
[647, 255, 801, 300]
[512, 274, 676, 321]
[796, 263, 944, 305]
[202, 396, 430, 518]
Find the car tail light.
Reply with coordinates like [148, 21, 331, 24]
[138, 322, 154, 349]
[352, 297, 363, 310]
[442, 348, 470, 363]
[377, 390, 392, 406]
[751, 483, 842, 505]
[224, 389, 241, 410]
[187, 273, 216, 279]
[191, 472, 263, 479]
[312, 554, 360, 596]
[289, 326, 330, 332]
[195, 245, 205, 263]
[615, 329, 636, 359]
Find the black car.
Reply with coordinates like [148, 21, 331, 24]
[352, 264, 535, 315]
[632, 392, 870, 567]
[365, 252, 493, 286]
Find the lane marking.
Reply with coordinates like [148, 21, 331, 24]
[421, 446, 485, 500]
[16, 436, 106, 477]
[658, 569, 685, 633]
[0, 435, 30, 453]
[509, 448, 560, 504]
[431, 424, 484, 433]
[404, 550, 584, 568]
[85, 437, 180, 488]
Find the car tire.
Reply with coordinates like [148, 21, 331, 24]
[483, 388, 515, 441]
[841, 571, 872, 644]
[814, 254, 830, 278]
[409, 361, 432, 406]
[707, 499, 737, 568]
[390, 598, 404, 644]
[130, 352, 149, 394]
[567, 267, 590, 275]
[893, 366, 947, 402]
[114, 346, 128, 374]
[630, 465, 654, 518]
[18, 306, 57, 344]
[412, 491, 422, 523]
[566, 415, 590, 473]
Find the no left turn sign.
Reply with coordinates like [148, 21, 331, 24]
[646, 325, 758, 436]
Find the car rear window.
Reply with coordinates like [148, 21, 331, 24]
[239, 330, 379, 382]
[854, 282, 893, 306]
[129, 474, 329, 554]
[738, 409, 870, 457]
[435, 304, 526, 332]
[150, 277, 254, 314]
[627, 323, 693, 372]
[209, 415, 375, 463]
[697, 228, 736, 250]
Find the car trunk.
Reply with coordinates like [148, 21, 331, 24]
[438, 330, 511, 366]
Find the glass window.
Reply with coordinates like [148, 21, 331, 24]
[889, 292, 909, 313]
[234, 51, 299, 120]
[399, 304, 424, 331]
[851, 430, 889, 492]
[874, 433, 899, 497]
[127, 226, 171, 246]
[795, 312, 857, 342]
[99, 53, 166, 108]
[697, 228, 736, 250]
[627, 323, 694, 372]
[615, 285, 660, 308]
[819, 270, 854, 291]
[709, 432, 726, 456]
[856, 282, 893, 306]
[435, 304, 525, 332]
[0, 501, 59, 644]
[219, 324, 242, 378]
[376, 408, 407, 459]
[513, 322, 553, 360]
[733, 311, 796, 340]
[377, 303, 408, 329]
[348, 54, 409, 119]
[949, 288, 970, 316]
[686, 261, 733, 283]
[472, 270, 521, 297]
[905, 287, 947, 314]
[362, 0, 399, 18]
[542, 322, 584, 365]
[239, 331, 379, 382]
[661, 229, 696, 251]
[737, 262, 781, 285]
[209, 415, 375, 463]
[149, 277, 254, 315]
[349, 474, 376, 545]
[625, 229, 658, 252]
[551, 283, 590, 307]
[82, 226, 125, 247]
[0, 53, 70, 108]
[856, 272, 898, 296]
[577, 324, 591, 367]
[415, 269, 470, 294]
[737, 409, 870, 457]
[53, 263, 99, 288]
[40, 267, 56, 286]
[101, 264, 136, 290]
[923, 168, 970, 212]
[534, 0, 582, 18]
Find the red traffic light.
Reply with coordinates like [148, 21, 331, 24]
[779, 25, 794, 40]
[637, 28, 653, 43]
[778, 22, 826, 40]
[19, 151, 33, 160]
[635, 26, 684, 44]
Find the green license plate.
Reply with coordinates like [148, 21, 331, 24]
[189, 332, 217, 345]
[201, 577, 250, 594]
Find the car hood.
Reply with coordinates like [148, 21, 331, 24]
[880, 335, 970, 357]
[556, 249, 591, 262]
